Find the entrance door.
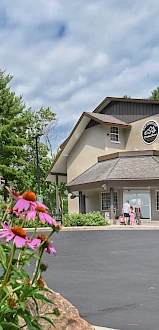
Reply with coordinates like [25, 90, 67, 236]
[123, 190, 151, 219]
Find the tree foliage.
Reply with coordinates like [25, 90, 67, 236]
[0, 71, 28, 187]
[149, 87, 159, 100]
[0, 70, 68, 214]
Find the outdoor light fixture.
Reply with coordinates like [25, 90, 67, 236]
[70, 194, 76, 199]
[102, 184, 107, 190]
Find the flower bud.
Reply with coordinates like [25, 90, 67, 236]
[40, 262, 48, 272]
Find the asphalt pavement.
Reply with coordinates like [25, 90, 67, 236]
[28, 230, 159, 330]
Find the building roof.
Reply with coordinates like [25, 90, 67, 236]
[66, 151, 159, 188]
[93, 96, 159, 114]
[85, 112, 130, 126]
[45, 97, 159, 182]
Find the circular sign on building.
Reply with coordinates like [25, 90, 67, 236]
[142, 120, 158, 144]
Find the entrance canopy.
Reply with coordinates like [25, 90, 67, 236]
[66, 150, 159, 192]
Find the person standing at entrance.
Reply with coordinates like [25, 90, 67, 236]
[122, 200, 130, 225]
[130, 206, 135, 226]
[135, 207, 142, 225]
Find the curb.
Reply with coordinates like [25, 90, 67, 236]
[94, 326, 118, 330]
[12, 225, 159, 232]
[1, 226, 159, 233]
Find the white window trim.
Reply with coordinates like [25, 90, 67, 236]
[156, 190, 159, 211]
[110, 126, 120, 143]
[111, 140, 121, 144]
[101, 191, 118, 211]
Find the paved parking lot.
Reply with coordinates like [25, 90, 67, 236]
[29, 230, 159, 330]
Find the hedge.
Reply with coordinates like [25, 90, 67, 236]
[62, 212, 108, 227]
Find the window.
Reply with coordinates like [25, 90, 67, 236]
[101, 192, 118, 211]
[156, 191, 159, 211]
[110, 126, 119, 142]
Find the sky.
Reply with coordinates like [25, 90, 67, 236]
[1, 0, 159, 147]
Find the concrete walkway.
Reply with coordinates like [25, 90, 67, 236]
[21, 222, 159, 232]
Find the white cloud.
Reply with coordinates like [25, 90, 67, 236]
[1, 0, 159, 145]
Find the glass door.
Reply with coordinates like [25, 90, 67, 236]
[123, 190, 151, 219]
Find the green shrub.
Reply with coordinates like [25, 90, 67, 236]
[63, 212, 108, 227]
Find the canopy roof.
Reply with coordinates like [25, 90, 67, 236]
[66, 150, 159, 189]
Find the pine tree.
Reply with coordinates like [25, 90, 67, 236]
[0, 70, 29, 197]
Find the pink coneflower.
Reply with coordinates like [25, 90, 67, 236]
[7, 207, 25, 220]
[12, 191, 49, 213]
[0, 223, 40, 249]
[37, 234, 56, 255]
[26, 206, 57, 226]
[5, 186, 20, 201]
[13, 191, 37, 212]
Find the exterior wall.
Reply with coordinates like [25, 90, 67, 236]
[67, 124, 127, 183]
[151, 190, 159, 221]
[125, 115, 159, 151]
[104, 125, 127, 152]
[67, 113, 159, 214]
[86, 193, 100, 213]
[68, 196, 79, 214]
[102, 100, 159, 123]
[67, 124, 126, 213]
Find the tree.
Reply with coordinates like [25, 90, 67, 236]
[0, 71, 29, 199]
[149, 87, 159, 100]
[123, 95, 131, 98]
[0, 70, 68, 213]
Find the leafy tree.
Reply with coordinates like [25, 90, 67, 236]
[149, 87, 159, 100]
[0, 70, 68, 213]
[123, 95, 131, 98]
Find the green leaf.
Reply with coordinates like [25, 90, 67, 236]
[38, 315, 55, 326]
[30, 321, 42, 330]
[0, 245, 7, 269]
[33, 293, 53, 304]
[31, 297, 39, 314]
[2, 285, 9, 295]
[19, 301, 26, 310]
[0, 321, 19, 329]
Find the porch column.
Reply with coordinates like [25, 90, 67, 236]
[110, 187, 115, 224]
[79, 191, 82, 213]
[82, 194, 86, 214]
[56, 174, 59, 214]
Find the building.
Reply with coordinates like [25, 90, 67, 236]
[45, 97, 159, 221]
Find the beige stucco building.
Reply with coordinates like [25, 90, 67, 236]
[46, 97, 159, 221]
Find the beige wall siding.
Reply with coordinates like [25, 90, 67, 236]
[68, 196, 79, 214]
[67, 124, 126, 183]
[104, 125, 127, 151]
[126, 115, 159, 151]
[67, 124, 125, 213]
[86, 193, 100, 213]
[67, 115, 159, 214]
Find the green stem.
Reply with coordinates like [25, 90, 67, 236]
[31, 227, 55, 284]
[0, 244, 16, 298]
[32, 247, 44, 284]
[1, 201, 12, 223]
[21, 215, 26, 228]
[3, 244, 16, 285]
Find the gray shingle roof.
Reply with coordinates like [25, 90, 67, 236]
[85, 112, 130, 126]
[67, 156, 159, 187]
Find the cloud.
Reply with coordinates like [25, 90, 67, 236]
[1, 0, 159, 147]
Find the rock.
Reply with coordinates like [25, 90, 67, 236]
[19, 288, 95, 330]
